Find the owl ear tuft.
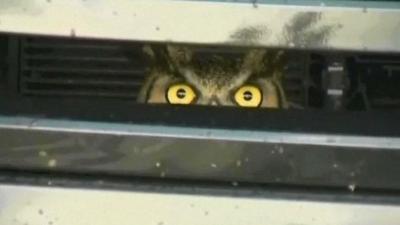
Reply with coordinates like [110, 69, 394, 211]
[142, 45, 155, 58]
[241, 49, 267, 74]
[241, 49, 287, 78]
[142, 44, 160, 64]
[142, 44, 174, 71]
[166, 45, 193, 65]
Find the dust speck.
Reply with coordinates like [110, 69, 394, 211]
[348, 183, 356, 192]
[48, 159, 57, 167]
[113, 11, 118, 16]
[39, 151, 48, 157]
[160, 171, 166, 178]
[155, 162, 161, 168]
[332, 163, 339, 169]
[70, 29, 76, 37]
[204, 211, 209, 216]
[236, 160, 242, 167]
[38, 209, 44, 215]
[46, 0, 52, 3]
[210, 163, 217, 168]
[158, 222, 164, 225]
[156, 26, 160, 31]
[232, 181, 239, 187]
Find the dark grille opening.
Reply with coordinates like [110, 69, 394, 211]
[19, 37, 147, 99]
[283, 53, 309, 108]
[4, 35, 400, 111]
[347, 54, 400, 110]
[19, 38, 310, 107]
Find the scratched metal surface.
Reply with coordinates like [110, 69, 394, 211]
[1, 116, 400, 190]
[0, 0, 399, 52]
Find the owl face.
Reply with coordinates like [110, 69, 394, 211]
[138, 45, 287, 108]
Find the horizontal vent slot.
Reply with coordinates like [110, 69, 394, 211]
[355, 54, 400, 64]
[282, 54, 308, 106]
[20, 37, 147, 99]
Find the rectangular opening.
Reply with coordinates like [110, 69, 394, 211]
[1, 34, 400, 109]
[1, 35, 400, 117]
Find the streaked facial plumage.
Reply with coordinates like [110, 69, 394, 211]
[138, 45, 288, 108]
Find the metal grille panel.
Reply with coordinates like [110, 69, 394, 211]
[19, 37, 147, 99]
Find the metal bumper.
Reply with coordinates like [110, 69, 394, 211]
[1, 113, 400, 190]
[0, 0, 399, 52]
[1, 181, 400, 225]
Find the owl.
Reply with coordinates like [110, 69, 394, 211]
[138, 45, 288, 109]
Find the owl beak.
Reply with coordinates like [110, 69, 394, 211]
[209, 97, 221, 106]
[210, 100, 218, 106]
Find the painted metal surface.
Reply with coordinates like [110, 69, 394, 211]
[0, 0, 399, 52]
[1, 184, 400, 225]
[0, 115, 400, 150]
[1, 115, 400, 190]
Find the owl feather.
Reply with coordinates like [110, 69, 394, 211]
[138, 44, 288, 108]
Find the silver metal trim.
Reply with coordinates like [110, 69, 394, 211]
[0, 115, 399, 150]
[0, 0, 400, 52]
[1, 184, 400, 225]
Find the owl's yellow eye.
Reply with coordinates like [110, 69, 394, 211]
[234, 85, 262, 107]
[167, 84, 197, 104]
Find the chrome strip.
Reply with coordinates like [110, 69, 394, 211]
[0, 0, 399, 52]
[0, 115, 399, 150]
[1, 184, 400, 225]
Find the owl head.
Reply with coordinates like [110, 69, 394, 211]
[138, 45, 288, 108]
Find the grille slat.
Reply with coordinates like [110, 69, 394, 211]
[24, 43, 123, 50]
[22, 78, 143, 87]
[355, 55, 400, 64]
[22, 90, 137, 98]
[22, 67, 145, 75]
[282, 53, 308, 107]
[20, 37, 146, 99]
[23, 55, 133, 63]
